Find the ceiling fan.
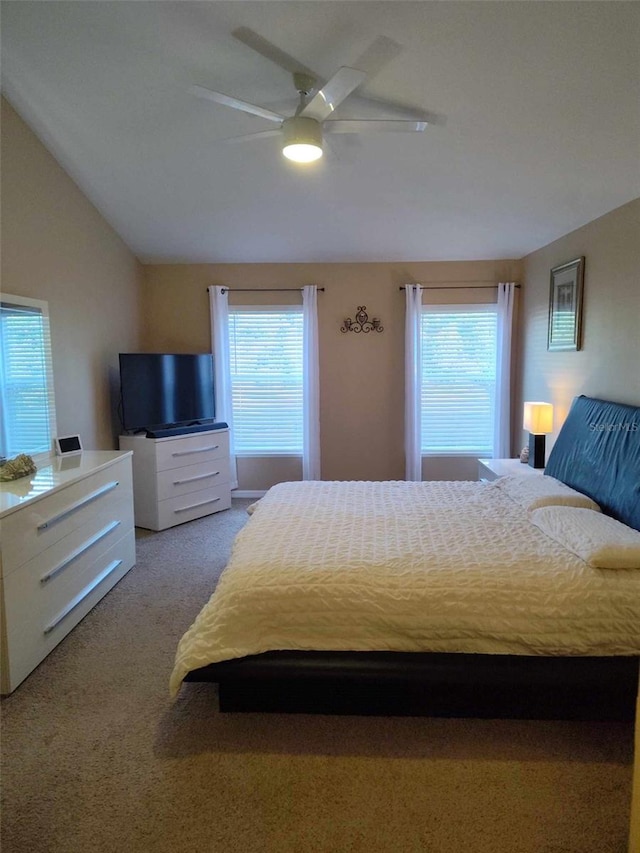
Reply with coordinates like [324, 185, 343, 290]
[190, 33, 428, 163]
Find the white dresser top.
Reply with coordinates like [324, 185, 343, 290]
[477, 458, 543, 478]
[0, 451, 132, 519]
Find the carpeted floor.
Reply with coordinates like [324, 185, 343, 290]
[0, 499, 634, 853]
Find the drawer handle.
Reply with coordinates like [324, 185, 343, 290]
[41, 521, 122, 584]
[37, 481, 119, 531]
[172, 471, 219, 486]
[171, 445, 219, 457]
[43, 559, 123, 635]
[174, 496, 221, 514]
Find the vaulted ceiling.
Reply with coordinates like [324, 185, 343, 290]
[2, 1, 639, 263]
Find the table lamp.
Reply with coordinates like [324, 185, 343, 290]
[523, 402, 554, 469]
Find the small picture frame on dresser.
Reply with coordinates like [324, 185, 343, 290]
[54, 434, 83, 457]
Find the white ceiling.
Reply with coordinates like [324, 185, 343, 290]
[2, 1, 639, 264]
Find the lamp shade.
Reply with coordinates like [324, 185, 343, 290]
[282, 116, 323, 163]
[523, 402, 554, 434]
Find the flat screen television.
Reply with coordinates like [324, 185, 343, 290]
[119, 353, 215, 432]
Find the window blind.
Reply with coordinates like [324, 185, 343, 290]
[0, 302, 55, 458]
[228, 308, 303, 455]
[420, 306, 497, 455]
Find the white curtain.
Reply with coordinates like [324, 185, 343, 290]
[404, 284, 423, 481]
[493, 282, 517, 459]
[302, 285, 321, 480]
[208, 285, 238, 490]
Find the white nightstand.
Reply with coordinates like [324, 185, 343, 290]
[477, 458, 545, 482]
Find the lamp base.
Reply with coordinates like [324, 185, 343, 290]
[528, 433, 546, 469]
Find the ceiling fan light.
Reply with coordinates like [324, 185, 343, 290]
[282, 116, 323, 163]
[283, 143, 323, 163]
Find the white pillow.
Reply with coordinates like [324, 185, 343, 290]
[494, 474, 601, 513]
[530, 506, 640, 569]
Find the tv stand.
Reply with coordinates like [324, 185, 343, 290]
[145, 421, 227, 439]
[119, 428, 231, 530]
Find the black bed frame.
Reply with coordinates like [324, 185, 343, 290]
[184, 396, 640, 720]
[185, 651, 639, 719]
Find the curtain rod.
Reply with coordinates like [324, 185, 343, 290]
[217, 287, 325, 293]
[399, 283, 520, 291]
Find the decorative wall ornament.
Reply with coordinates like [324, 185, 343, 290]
[341, 306, 383, 334]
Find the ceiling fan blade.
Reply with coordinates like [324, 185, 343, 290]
[324, 119, 429, 134]
[344, 93, 431, 121]
[300, 67, 367, 122]
[189, 85, 285, 123]
[351, 36, 403, 79]
[232, 27, 318, 78]
[219, 129, 282, 144]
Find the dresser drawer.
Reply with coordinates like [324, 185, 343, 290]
[1, 460, 133, 573]
[1, 528, 136, 693]
[156, 482, 232, 529]
[154, 432, 229, 472]
[3, 516, 134, 612]
[156, 458, 231, 501]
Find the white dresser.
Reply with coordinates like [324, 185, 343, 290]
[119, 428, 231, 531]
[477, 458, 545, 482]
[0, 451, 136, 694]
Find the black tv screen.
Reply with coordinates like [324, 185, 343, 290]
[119, 353, 215, 432]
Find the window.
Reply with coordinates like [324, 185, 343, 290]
[0, 294, 57, 461]
[421, 305, 497, 456]
[228, 307, 303, 455]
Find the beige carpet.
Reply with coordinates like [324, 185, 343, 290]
[0, 500, 634, 853]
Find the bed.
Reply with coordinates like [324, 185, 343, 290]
[171, 396, 640, 719]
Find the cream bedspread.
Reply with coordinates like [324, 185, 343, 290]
[170, 479, 640, 695]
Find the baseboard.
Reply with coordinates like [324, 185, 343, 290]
[232, 490, 267, 499]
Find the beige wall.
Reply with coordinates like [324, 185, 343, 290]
[142, 259, 522, 488]
[516, 198, 640, 456]
[1, 98, 143, 450]
[7, 82, 634, 482]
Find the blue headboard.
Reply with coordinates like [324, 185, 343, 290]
[545, 395, 640, 531]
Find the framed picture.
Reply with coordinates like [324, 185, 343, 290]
[548, 257, 585, 351]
